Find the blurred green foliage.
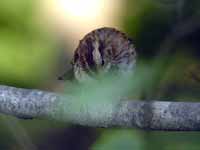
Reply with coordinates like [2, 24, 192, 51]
[123, 0, 175, 57]
[92, 129, 144, 150]
[145, 131, 200, 150]
[0, 0, 200, 150]
[0, 0, 65, 149]
[0, 0, 57, 88]
[119, 1, 200, 150]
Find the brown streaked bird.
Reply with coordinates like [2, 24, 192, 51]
[59, 27, 136, 82]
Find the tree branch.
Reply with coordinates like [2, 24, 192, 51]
[0, 85, 200, 131]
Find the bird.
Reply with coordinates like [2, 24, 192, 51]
[58, 27, 136, 82]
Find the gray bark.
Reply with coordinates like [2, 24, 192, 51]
[0, 85, 200, 131]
